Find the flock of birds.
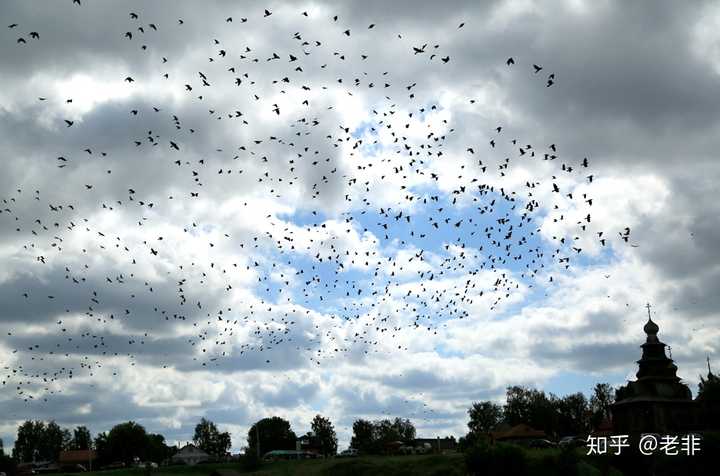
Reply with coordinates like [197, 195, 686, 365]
[0, 3, 632, 406]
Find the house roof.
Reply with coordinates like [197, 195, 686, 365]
[491, 424, 546, 440]
[172, 444, 209, 458]
[414, 437, 457, 449]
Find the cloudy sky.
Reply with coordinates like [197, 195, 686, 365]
[1, 0, 719, 452]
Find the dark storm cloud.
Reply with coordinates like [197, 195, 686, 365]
[377, 368, 502, 402]
[1, 384, 167, 424]
[0, 260, 225, 331]
[532, 341, 637, 373]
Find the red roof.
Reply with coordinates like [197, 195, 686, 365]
[491, 424, 546, 441]
[59, 450, 96, 464]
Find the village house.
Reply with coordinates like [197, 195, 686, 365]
[170, 444, 209, 466]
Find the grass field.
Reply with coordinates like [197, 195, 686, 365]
[51, 455, 464, 476]
[49, 450, 623, 476]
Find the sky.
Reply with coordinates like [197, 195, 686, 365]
[1, 0, 719, 453]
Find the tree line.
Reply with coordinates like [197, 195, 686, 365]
[1, 413, 340, 469]
[349, 418, 416, 454]
[461, 374, 720, 448]
[2, 419, 230, 468]
[5, 376, 715, 473]
[246, 414, 337, 458]
[459, 383, 615, 448]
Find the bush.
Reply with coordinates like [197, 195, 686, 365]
[242, 451, 261, 471]
[557, 444, 580, 476]
[465, 441, 527, 476]
[0, 454, 16, 476]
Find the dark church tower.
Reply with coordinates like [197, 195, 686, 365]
[612, 306, 699, 434]
[634, 317, 688, 391]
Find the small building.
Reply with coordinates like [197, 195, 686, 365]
[413, 437, 457, 453]
[170, 444, 210, 466]
[489, 424, 546, 444]
[58, 450, 96, 470]
[296, 432, 322, 456]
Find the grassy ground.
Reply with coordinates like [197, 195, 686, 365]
[51, 450, 624, 476]
[252, 453, 466, 476]
[51, 456, 463, 476]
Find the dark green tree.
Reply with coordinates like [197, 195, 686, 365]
[11, 420, 71, 462]
[373, 419, 399, 449]
[589, 383, 615, 428]
[13, 421, 46, 462]
[93, 432, 109, 465]
[41, 421, 69, 459]
[557, 392, 590, 436]
[390, 418, 415, 444]
[193, 418, 231, 459]
[0, 437, 16, 476]
[468, 401, 503, 434]
[697, 368, 720, 428]
[698, 370, 720, 402]
[504, 386, 559, 435]
[97, 421, 149, 465]
[349, 418, 415, 454]
[247, 417, 296, 457]
[503, 386, 534, 426]
[71, 426, 92, 450]
[310, 415, 337, 457]
[146, 434, 173, 463]
[349, 419, 374, 454]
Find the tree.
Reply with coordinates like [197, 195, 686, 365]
[96, 421, 149, 465]
[557, 393, 590, 436]
[350, 419, 374, 454]
[349, 418, 415, 454]
[247, 417, 296, 457]
[13, 421, 45, 462]
[390, 418, 415, 444]
[0, 437, 16, 476]
[72, 426, 92, 451]
[41, 421, 71, 457]
[503, 386, 534, 427]
[193, 418, 231, 460]
[11, 420, 72, 462]
[504, 386, 555, 433]
[698, 370, 720, 402]
[93, 432, 109, 465]
[589, 383, 615, 428]
[146, 434, 173, 463]
[468, 401, 503, 435]
[310, 415, 337, 457]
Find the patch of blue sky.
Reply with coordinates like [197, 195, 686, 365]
[270, 182, 618, 328]
[351, 120, 384, 157]
[251, 244, 377, 318]
[544, 370, 629, 398]
[433, 342, 465, 358]
[351, 121, 379, 139]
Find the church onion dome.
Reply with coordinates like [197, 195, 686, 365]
[644, 317, 659, 341]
